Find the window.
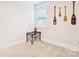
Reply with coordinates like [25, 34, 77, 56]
[35, 6, 48, 28]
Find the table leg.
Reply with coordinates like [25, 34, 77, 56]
[35, 34, 36, 40]
[31, 34, 33, 45]
[26, 33, 28, 42]
[39, 32, 41, 41]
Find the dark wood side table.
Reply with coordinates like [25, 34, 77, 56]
[26, 28, 41, 45]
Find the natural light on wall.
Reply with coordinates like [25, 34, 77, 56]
[36, 6, 48, 28]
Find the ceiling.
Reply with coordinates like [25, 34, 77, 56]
[25, 1, 42, 5]
[0, 1, 43, 5]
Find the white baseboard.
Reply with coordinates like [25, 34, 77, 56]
[42, 39, 79, 52]
[0, 39, 24, 50]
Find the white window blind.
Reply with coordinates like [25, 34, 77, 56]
[36, 6, 48, 28]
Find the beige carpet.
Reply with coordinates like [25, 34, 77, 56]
[0, 41, 79, 57]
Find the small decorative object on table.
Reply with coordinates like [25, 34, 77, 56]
[26, 28, 41, 45]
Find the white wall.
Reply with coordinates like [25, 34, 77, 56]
[35, 1, 79, 51]
[0, 1, 34, 48]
